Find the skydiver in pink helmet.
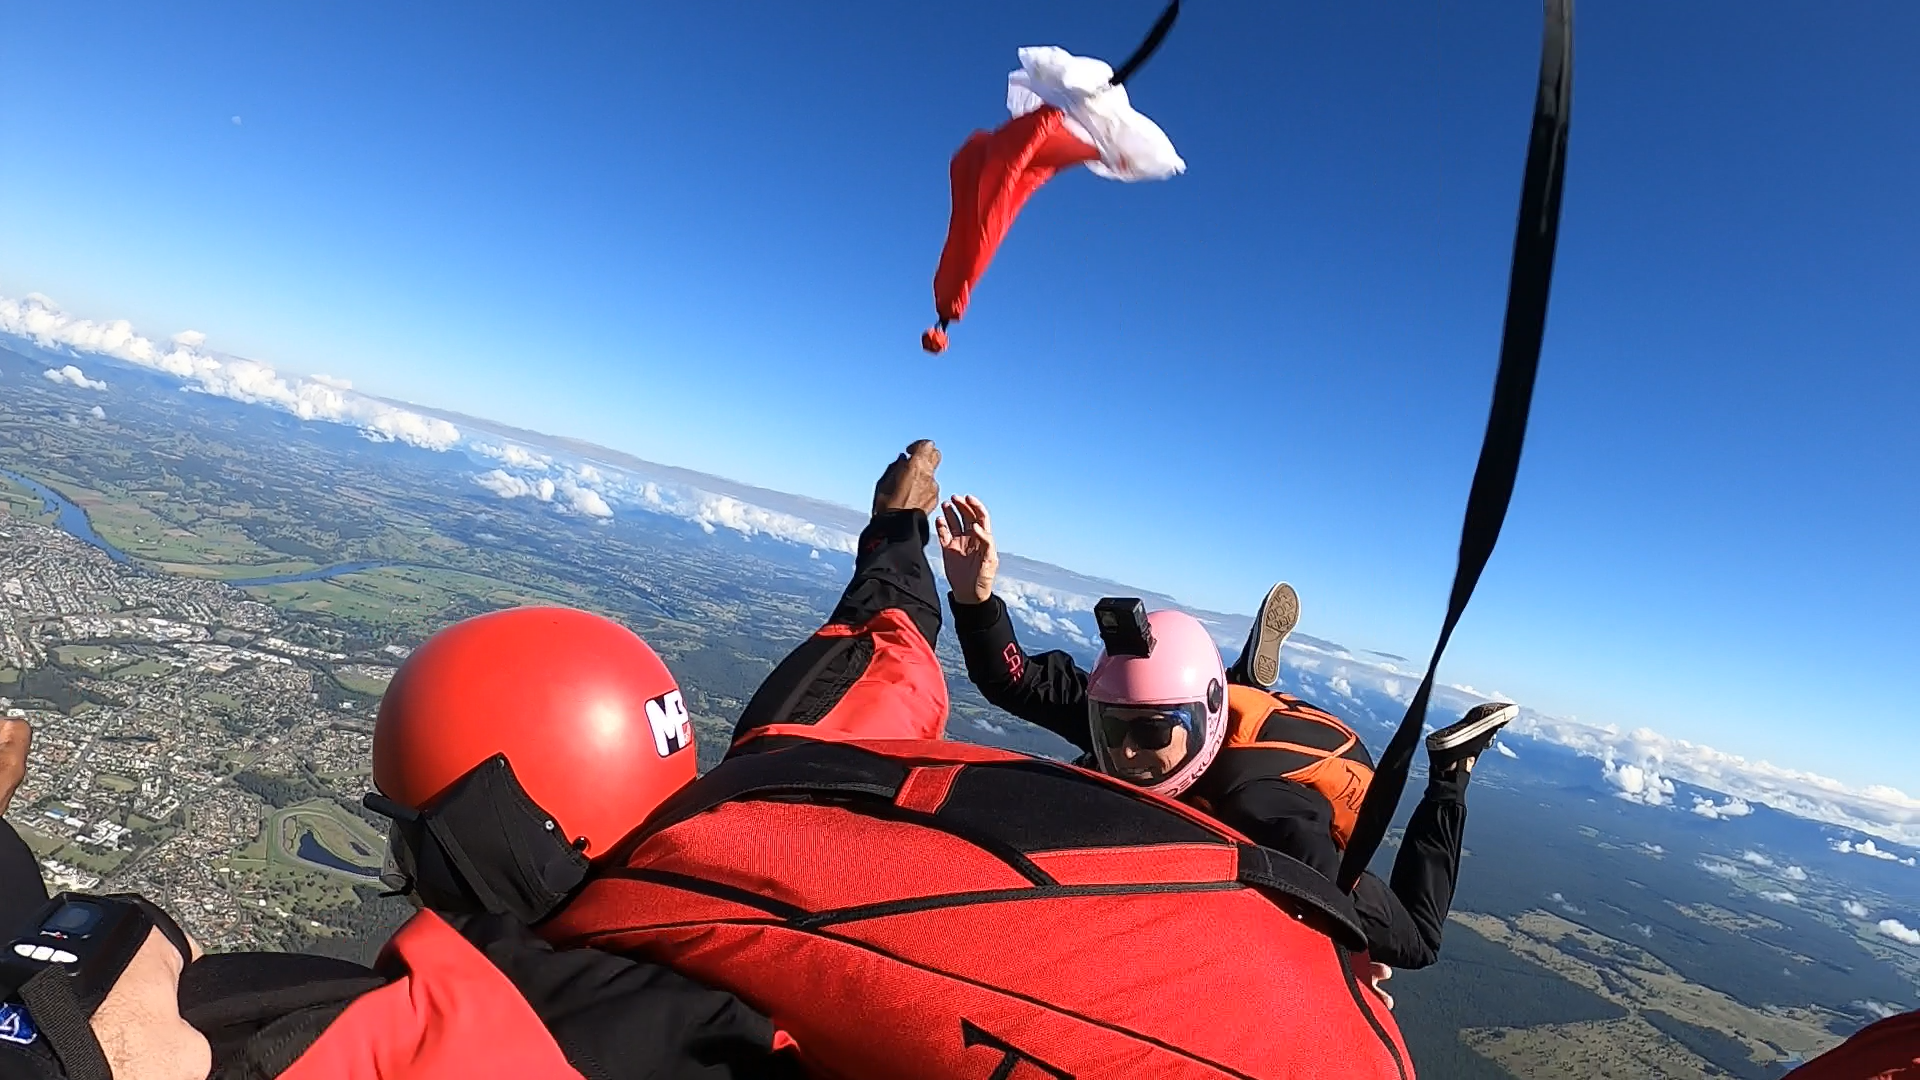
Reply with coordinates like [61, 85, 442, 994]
[937, 493, 1518, 973]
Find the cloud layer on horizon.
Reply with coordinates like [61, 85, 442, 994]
[9, 290, 1918, 850]
[4, 294, 459, 450]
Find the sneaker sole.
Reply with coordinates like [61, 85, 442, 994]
[1426, 702, 1519, 753]
[1248, 582, 1300, 688]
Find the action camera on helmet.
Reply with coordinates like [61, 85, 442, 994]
[1094, 598, 1155, 658]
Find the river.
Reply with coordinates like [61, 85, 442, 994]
[2, 469, 131, 562]
[2, 468, 394, 586]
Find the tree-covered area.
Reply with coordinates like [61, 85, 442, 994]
[1393, 920, 1626, 1080]
[231, 769, 320, 809]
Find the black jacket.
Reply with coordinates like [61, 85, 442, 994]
[177, 912, 801, 1080]
[950, 593, 1445, 969]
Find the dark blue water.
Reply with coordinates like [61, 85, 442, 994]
[2, 469, 129, 562]
[3, 467, 390, 584]
[295, 831, 380, 877]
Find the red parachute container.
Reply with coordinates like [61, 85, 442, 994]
[923, 8, 1186, 354]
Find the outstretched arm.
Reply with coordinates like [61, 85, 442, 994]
[938, 496, 1094, 752]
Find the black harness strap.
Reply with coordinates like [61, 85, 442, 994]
[17, 969, 111, 1080]
[1338, 0, 1574, 892]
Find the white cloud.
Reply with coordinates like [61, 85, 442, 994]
[1831, 839, 1918, 866]
[1758, 890, 1798, 905]
[88, 405, 105, 420]
[1630, 923, 1654, 939]
[3, 293, 460, 450]
[1783, 865, 1807, 882]
[1606, 756, 1675, 807]
[1546, 891, 1584, 915]
[474, 470, 552, 501]
[1843, 900, 1870, 918]
[43, 365, 107, 390]
[472, 442, 551, 471]
[1327, 676, 1354, 698]
[1698, 860, 1743, 879]
[1692, 795, 1754, 820]
[1741, 850, 1774, 868]
[623, 481, 860, 554]
[1878, 919, 1920, 946]
[1493, 740, 1518, 759]
[1640, 842, 1665, 855]
[1515, 711, 1920, 847]
[231, 116, 242, 126]
[557, 479, 612, 519]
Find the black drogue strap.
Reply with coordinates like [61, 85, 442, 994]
[1338, 0, 1574, 892]
[1109, 0, 1181, 88]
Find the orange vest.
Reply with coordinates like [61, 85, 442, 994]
[1200, 686, 1376, 849]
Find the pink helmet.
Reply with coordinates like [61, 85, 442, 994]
[1086, 606, 1228, 799]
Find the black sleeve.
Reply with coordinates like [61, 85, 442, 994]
[828, 510, 942, 647]
[179, 952, 388, 1080]
[949, 593, 1093, 752]
[733, 512, 943, 744]
[453, 913, 802, 1080]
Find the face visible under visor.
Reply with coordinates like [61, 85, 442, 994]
[1091, 701, 1209, 786]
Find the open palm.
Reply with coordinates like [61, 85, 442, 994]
[935, 495, 999, 605]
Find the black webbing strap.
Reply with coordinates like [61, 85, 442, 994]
[1109, 0, 1181, 88]
[1338, 0, 1574, 892]
[17, 969, 111, 1080]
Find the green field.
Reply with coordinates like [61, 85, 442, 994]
[244, 565, 564, 628]
[0, 474, 54, 523]
[52, 644, 120, 668]
[332, 670, 395, 696]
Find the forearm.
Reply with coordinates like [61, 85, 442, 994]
[949, 594, 1094, 751]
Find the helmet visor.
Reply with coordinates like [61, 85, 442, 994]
[1090, 701, 1207, 786]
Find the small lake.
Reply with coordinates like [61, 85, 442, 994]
[3, 468, 393, 585]
[294, 830, 380, 877]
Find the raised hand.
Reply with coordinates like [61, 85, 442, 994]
[935, 495, 999, 605]
[872, 440, 942, 518]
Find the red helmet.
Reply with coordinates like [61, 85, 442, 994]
[372, 606, 695, 858]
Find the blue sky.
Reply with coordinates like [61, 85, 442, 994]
[2, 2, 1915, 788]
